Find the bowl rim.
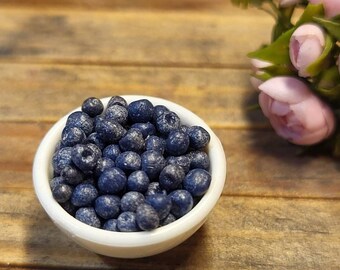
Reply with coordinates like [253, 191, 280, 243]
[33, 95, 227, 248]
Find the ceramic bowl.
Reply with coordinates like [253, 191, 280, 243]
[33, 95, 227, 258]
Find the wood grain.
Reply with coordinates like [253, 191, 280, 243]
[0, 64, 265, 128]
[0, 8, 272, 67]
[1, 122, 339, 198]
[1, 190, 339, 269]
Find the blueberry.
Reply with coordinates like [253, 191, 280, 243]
[128, 99, 154, 123]
[141, 150, 166, 180]
[52, 147, 73, 174]
[187, 150, 210, 170]
[183, 169, 211, 197]
[169, 189, 194, 218]
[159, 164, 185, 192]
[97, 167, 127, 194]
[161, 213, 176, 226]
[96, 119, 126, 144]
[52, 183, 73, 203]
[179, 125, 190, 134]
[61, 126, 86, 147]
[155, 111, 181, 135]
[94, 195, 121, 219]
[50, 176, 65, 190]
[75, 207, 101, 228]
[145, 135, 166, 154]
[105, 105, 128, 125]
[120, 191, 145, 212]
[66, 111, 94, 136]
[119, 128, 145, 153]
[145, 182, 167, 197]
[153, 105, 169, 121]
[60, 200, 78, 216]
[102, 144, 121, 162]
[117, 211, 138, 232]
[127, 170, 150, 193]
[71, 183, 98, 207]
[136, 204, 160, 231]
[94, 157, 115, 178]
[187, 126, 210, 149]
[107, 96, 128, 108]
[166, 156, 190, 173]
[85, 132, 106, 150]
[145, 194, 172, 220]
[60, 165, 84, 185]
[71, 144, 101, 173]
[130, 122, 156, 138]
[94, 114, 105, 128]
[81, 97, 104, 117]
[102, 219, 118, 231]
[82, 177, 96, 186]
[115, 151, 141, 172]
[165, 130, 190, 156]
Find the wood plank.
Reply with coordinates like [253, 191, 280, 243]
[1, 122, 339, 198]
[0, 64, 265, 127]
[0, 8, 272, 67]
[0, 190, 339, 269]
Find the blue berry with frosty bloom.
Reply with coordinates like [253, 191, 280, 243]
[52, 147, 73, 174]
[85, 132, 106, 150]
[66, 111, 94, 136]
[60, 200, 78, 216]
[103, 219, 118, 231]
[94, 157, 115, 178]
[128, 99, 154, 123]
[50, 176, 65, 190]
[141, 150, 166, 180]
[96, 119, 126, 144]
[166, 155, 190, 173]
[165, 130, 189, 156]
[127, 170, 150, 193]
[81, 97, 104, 117]
[183, 168, 211, 197]
[121, 191, 145, 212]
[105, 104, 128, 125]
[115, 151, 141, 172]
[75, 207, 101, 228]
[71, 144, 101, 173]
[119, 128, 145, 153]
[107, 96, 128, 108]
[187, 150, 210, 170]
[52, 183, 73, 203]
[159, 164, 185, 192]
[145, 135, 166, 154]
[131, 122, 156, 138]
[146, 194, 172, 220]
[102, 144, 121, 162]
[117, 211, 138, 232]
[169, 189, 193, 218]
[145, 182, 167, 197]
[61, 126, 86, 147]
[161, 213, 176, 226]
[60, 165, 84, 185]
[155, 111, 181, 135]
[98, 167, 127, 194]
[136, 203, 160, 231]
[94, 195, 121, 219]
[153, 105, 169, 121]
[187, 126, 210, 149]
[71, 183, 98, 207]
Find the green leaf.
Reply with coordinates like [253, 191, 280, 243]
[296, 3, 324, 26]
[314, 17, 340, 40]
[332, 133, 340, 157]
[316, 84, 340, 103]
[306, 34, 334, 77]
[262, 64, 295, 76]
[247, 28, 294, 64]
[230, 0, 264, 8]
[317, 66, 340, 90]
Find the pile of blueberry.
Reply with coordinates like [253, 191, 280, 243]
[51, 96, 211, 232]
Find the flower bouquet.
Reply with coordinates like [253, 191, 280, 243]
[232, 0, 340, 156]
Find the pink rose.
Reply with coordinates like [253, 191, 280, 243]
[309, 0, 340, 18]
[289, 23, 325, 78]
[250, 59, 272, 90]
[258, 76, 335, 145]
[280, 0, 301, 7]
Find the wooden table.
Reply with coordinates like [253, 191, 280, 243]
[1, 1, 339, 269]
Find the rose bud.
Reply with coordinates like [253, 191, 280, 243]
[250, 59, 272, 90]
[289, 23, 326, 78]
[258, 76, 335, 145]
[309, 0, 340, 18]
[279, 0, 301, 7]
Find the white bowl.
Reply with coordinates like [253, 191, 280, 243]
[32, 95, 227, 258]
